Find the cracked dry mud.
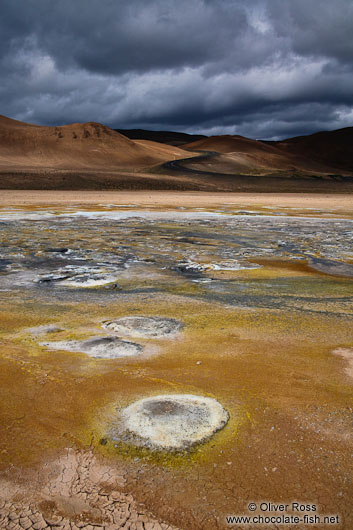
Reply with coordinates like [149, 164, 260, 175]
[0, 449, 178, 530]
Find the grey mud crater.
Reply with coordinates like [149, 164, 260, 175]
[36, 266, 122, 288]
[40, 336, 143, 359]
[114, 394, 229, 450]
[102, 316, 183, 338]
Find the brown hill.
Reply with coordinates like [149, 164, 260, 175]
[183, 135, 306, 175]
[0, 115, 352, 192]
[183, 134, 269, 154]
[183, 130, 353, 176]
[0, 115, 189, 171]
[274, 127, 353, 172]
[133, 139, 195, 160]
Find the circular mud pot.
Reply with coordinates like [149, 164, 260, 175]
[117, 394, 229, 450]
[40, 336, 142, 359]
[102, 316, 183, 338]
[58, 273, 120, 287]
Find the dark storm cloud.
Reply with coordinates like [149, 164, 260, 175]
[0, 0, 249, 74]
[0, 0, 352, 139]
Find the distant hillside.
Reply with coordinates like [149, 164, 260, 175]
[0, 115, 190, 172]
[116, 129, 206, 146]
[272, 127, 353, 173]
[0, 115, 352, 192]
[182, 128, 353, 177]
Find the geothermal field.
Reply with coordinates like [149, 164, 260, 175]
[0, 192, 352, 529]
[1, 0, 353, 526]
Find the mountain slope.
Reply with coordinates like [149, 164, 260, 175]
[0, 115, 352, 191]
[274, 127, 353, 172]
[182, 129, 353, 176]
[0, 115, 189, 171]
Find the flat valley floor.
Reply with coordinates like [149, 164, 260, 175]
[0, 192, 352, 530]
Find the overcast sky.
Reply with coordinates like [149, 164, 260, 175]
[1, 0, 352, 139]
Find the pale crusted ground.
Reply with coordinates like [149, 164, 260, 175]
[0, 190, 353, 213]
[0, 449, 178, 530]
[332, 348, 353, 380]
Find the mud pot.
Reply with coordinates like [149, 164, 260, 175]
[0, 201, 352, 529]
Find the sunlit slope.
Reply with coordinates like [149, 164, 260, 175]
[134, 139, 195, 160]
[0, 115, 189, 171]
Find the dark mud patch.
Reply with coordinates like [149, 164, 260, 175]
[308, 258, 353, 278]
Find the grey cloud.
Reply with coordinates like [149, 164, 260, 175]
[0, 0, 249, 74]
[0, 0, 352, 139]
[267, 0, 353, 67]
